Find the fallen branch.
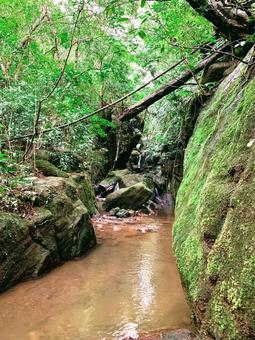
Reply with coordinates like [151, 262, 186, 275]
[119, 42, 230, 121]
[4, 40, 240, 142]
[8, 45, 204, 142]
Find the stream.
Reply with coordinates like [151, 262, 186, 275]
[0, 209, 191, 340]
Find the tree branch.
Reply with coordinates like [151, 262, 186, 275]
[119, 42, 231, 121]
[186, 0, 255, 39]
[5, 40, 249, 142]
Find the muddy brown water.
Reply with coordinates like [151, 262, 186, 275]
[0, 210, 191, 340]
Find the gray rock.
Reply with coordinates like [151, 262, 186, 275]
[108, 207, 121, 216]
[103, 182, 153, 211]
[116, 209, 132, 218]
[35, 159, 68, 178]
[98, 169, 148, 198]
[0, 175, 97, 292]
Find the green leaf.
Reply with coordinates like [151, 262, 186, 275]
[141, 0, 146, 8]
[246, 34, 255, 43]
[58, 31, 69, 47]
[118, 17, 129, 23]
[140, 17, 148, 26]
[138, 30, 146, 39]
[105, 5, 116, 15]
[208, 36, 217, 43]
[188, 63, 196, 72]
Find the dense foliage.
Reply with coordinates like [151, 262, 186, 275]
[0, 0, 212, 166]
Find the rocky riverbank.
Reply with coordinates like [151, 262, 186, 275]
[0, 154, 97, 292]
[0, 147, 168, 292]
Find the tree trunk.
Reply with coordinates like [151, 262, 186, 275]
[186, 0, 255, 39]
[120, 43, 229, 121]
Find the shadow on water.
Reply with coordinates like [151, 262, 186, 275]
[0, 204, 191, 340]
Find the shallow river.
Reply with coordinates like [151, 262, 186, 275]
[0, 210, 191, 340]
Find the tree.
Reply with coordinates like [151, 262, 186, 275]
[186, 0, 255, 39]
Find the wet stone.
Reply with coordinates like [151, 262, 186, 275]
[108, 207, 134, 218]
[135, 329, 197, 340]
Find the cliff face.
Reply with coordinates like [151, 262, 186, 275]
[173, 49, 255, 339]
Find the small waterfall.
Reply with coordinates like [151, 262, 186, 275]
[154, 188, 162, 204]
[146, 203, 155, 214]
[137, 154, 142, 169]
[114, 182, 120, 191]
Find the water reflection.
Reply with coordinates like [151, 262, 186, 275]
[112, 322, 138, 339]
[0, 212, 191, 340]
[136, 251, 154, 323]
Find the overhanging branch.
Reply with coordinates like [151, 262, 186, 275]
[119, 42, 230, 121]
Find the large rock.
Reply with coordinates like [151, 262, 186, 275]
[71, 173, 96, 215]
[97, 169, 129, 194]
[0, 211, 55, 291]
[173, 49, 255, 339]
[0, 174, 97, 292]
[35, 159, 68, 178]
[97, 169, 150, 197]
[36, 149, 85, 172]
[103, 182, 153, 211]
[115, 170, 144, 187]
[34, 174, 96, 215]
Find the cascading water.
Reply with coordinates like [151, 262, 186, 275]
[137, 154, 142, 169]
[114, 182, 120, 191]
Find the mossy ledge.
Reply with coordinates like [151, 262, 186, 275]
[173, 48, 255, 339]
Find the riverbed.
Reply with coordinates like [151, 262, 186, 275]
[0, 210, 191, 339]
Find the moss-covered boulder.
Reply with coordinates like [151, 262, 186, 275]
[103, 182, 153, 211]
[97, 169, 151, 197]
[34, 173, 96, 214]
[111, 169, 144, 187]
[35, 159, 68, 178]
[173, 49, 255, 339]
[97, 169, 127, 193]
[0, 212, 45, 291]
[34, 176, 97, 259]
[36, 149, 84, 172]
[0, 174, 97, 292]
[71, 173, 96, 215]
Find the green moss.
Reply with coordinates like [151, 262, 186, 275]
[73, 173, 96, 215]
[35, 159, 68, 178]
[207, 293, 240, 340]
[103, 182, 153, 211]
[173, 54, 255, 339]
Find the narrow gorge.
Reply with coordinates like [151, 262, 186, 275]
[0, 1, 254, 339]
